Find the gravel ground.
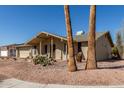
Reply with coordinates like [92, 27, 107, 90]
[0, 60, 124, 86]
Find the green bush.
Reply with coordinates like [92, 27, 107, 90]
[76, 52, 83, 62]
[112, 47, 118, 55]
[111, 46, 120, 59]
[33, 55, 54, 66]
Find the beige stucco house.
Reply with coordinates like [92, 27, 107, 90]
[16, 31, 113, 61]
[0, 44, 18, 57]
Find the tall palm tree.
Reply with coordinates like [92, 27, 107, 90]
[85, 5, 97, 69]
[64, 5, 77, 72]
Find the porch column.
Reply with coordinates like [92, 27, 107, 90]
[30, 47, 33, 58]
[66, 44, 68, 59]
[50, 37, 53, 58]
[39, 39, 42, 55]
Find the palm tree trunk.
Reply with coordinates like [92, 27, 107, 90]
[64, 5, 77, 72]
[85, 5, 97, 69]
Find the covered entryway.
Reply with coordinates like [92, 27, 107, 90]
[25, 32, 67, 60]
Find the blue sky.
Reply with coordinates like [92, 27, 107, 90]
[0, 5, 124, 45]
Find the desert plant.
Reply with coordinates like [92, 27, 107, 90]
[111, 46, 120, 59]
[33, 55, 54, 66]
[112, 47, 118, 55]
[116, 31, 123, 58]
[76, 52, 83, 62]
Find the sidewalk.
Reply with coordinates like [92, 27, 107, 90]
[0, 78, 124, 88]
[0, 78, 84, 88]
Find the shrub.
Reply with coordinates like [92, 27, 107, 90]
[33, 55, 54, 66]
[112, 47, 118, 55]
[111, 46, 120, 59]
[76, 52, 83, 62]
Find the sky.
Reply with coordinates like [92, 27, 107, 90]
[0, 5, 124, 46]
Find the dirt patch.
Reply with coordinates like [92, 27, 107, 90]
[0, 74, 10, 81]
[0, 60, 124, 86]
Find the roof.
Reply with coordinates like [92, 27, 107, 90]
[25, 31, 113, 47]
[74, 31, 114, 47]
[25, 31, 67, 45]
[15, 43, 32, 48]
[0, 43, 23, 48]
[74, 32, 107, 42]
[0, 43, 24, 50]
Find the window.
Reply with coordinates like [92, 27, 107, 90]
[33, 46, 37, 55]
[9, 49, 13, 57]
[10, 49, 13, 55]
[13, 49, 16, 57]
[78, 42, 82, 52]
[53, 44, 56, 52]
[9, 49, 16, 57]
[45, 45, 47, 54]
[64, 43, 66, 54]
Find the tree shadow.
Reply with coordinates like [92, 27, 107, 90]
[77, 59, 124, 71]
[98, 59, 123, 63]
[77, 69, 85, 71]
[98, 65, 124, 69]
[77, 65, 124, 71]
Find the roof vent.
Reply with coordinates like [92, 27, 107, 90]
[76, 30, 84, 36]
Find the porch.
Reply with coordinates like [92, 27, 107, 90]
[26, 32, 68, 60]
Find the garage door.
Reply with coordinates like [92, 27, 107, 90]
[19, 48, 30, 58]
[1, 51, 8, 57]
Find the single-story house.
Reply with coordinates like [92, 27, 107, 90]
[0, 44, 18, 57]
[16, 31, 114, 61]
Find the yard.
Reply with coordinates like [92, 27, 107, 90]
[0, 59, 124, 86]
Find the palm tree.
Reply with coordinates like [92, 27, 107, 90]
[64, 5, 77, 72]
[85, 5, 97, 69]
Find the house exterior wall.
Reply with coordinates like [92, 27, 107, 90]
[0, 47, 8, 57]
[17, 38, 67, 60]
[40, 38, 67, 60]
[54, 39, 67, 60]
[17, 46, 32, 58]
[8, 46, 16, 57]
[0, 45, 17, 57]
[117, 46, 124, 59]
[1, 51, 8, 57]
[95, 35, 112, 61]
[80, 36, 112, 61]
[81, 42, 88, 60]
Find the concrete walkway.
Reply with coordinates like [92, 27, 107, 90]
[0, 78, 124, 88]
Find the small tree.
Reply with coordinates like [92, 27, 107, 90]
[111, 46, 120, 59]
[116, 31, 123, 58]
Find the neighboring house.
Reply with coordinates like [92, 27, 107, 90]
[74, 31, 114, 61]
[16, 31, 114, 61]
[0, 44, 20, 57]
[16, 32, 67, 60]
